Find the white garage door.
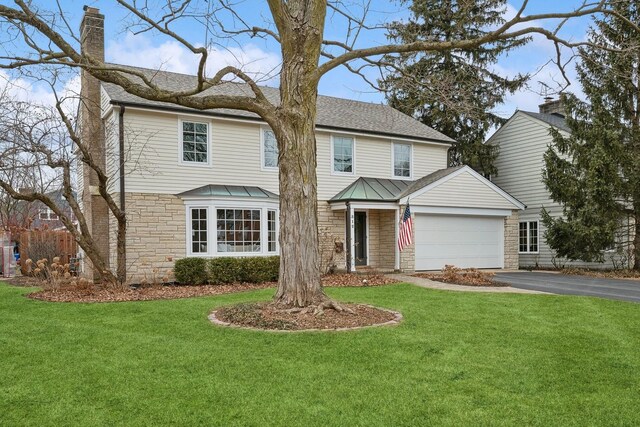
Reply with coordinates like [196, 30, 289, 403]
[414, 214, 503, 270]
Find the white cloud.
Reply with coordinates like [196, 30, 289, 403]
[106, 33, 281, 84]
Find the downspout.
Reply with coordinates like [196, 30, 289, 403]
[345, 201, 351, 273]
[118, 105, 126, 280]
[118, 105, 126, 211]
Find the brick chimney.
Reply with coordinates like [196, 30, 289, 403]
[79, 6, 110, 279]
[538, 97, 565, 117]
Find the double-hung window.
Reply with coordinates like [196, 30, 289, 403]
[332, 136, 354, 174]
[181, 121, 209, 164]
[262, 129, 278, 169]
[190, 208, 208, 254]
[519, 221, 539, 253]
[393, 143, 412, 178]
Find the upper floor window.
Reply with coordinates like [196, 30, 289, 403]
[332, 136, 354, 175]
[262, 129, 278, 169]
[181, 121, 208, 164]
[519, 221, 539, 253]
[39, 207, 58, 221]
[393, 143, 412, 178]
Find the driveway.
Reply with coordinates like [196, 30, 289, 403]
[495, 272, 640, 303]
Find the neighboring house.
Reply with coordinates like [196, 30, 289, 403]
[77, 7, 525, 281]
[489, 99, 632, 269]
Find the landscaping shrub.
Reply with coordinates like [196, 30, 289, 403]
[209, 256, 279, 284]
[174, 256, 279, 285]
[174, 257, 209, 285]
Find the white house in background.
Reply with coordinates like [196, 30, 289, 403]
[77, 7, 524, 281]
[489, 98, 631, 269]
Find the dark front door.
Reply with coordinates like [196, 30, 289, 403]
[354, 211, 367, 266]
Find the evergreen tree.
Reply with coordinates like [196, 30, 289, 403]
[381, 0, 528, 175]
[542, 0, 640, 268]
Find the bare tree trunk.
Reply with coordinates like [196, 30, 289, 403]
[634, 211, 640, 270]
[116, 216, 126, 284]
[272, 0, 327, 307]
[274, 113, 324, 306]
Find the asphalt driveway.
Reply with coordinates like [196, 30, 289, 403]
[495, 272, 640, 303]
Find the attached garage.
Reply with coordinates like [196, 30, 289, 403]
[329, 165, 525, 272]
[414, 214, 504, 270]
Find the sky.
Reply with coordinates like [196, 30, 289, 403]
[0, 0, 598, 119]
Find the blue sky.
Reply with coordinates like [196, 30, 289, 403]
[5, 1, 597, 118]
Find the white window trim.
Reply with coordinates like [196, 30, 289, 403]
[184, 199, 280, 258]
[178, 118, 212, 167]
[519, 220, 540, 254]
[187, 206, 210, 257]
[331, 134, 356, 176]
[391, 142, 413, 179]
[260, 127, 278, 172]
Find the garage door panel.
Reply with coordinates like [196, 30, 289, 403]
[414, 214, 503, 270]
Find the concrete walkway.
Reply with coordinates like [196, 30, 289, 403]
[390, 274, 547, 294]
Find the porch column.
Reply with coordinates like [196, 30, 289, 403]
[394, 206, 400, 271]
[347, 203, 356, 272]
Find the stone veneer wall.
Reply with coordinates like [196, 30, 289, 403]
[377, 210, 397, 270]
[113, 198, 429, 282]
[113, 193, 186, 283]
[399, 212, 415, 272]
[318, 204, 346, 271]
[504, 210, 519, 270]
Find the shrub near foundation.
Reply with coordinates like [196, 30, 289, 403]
[174, 256, 280, 285]
[174, 257, 209, 285]
[209, 256, 279, 284]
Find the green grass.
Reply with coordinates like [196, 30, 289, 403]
[1, 283, 639, 426]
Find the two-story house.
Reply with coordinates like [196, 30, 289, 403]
[489, 99, 632, 269]
[78, 7, 524, 281]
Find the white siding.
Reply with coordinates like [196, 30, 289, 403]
[491, 112, 619, 268]
[104, 110, 119, 193]
[117, 108, 450, 201]
[411, 170, 518, 210]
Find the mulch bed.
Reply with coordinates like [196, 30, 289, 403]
[212, 302, 400, 331]
[561, 268, 640, 280]
[24, 273, 400, 303]
[413, 273, 510, 287]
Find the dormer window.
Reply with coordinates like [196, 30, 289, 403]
[181, 120, 209, 164]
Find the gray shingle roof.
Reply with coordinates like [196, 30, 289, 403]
[329, 167, 463, 202]
[520, 111, 570, 133]
[177, 184, 278, 199]
[102, 65, 454, 144]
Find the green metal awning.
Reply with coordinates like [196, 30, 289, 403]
[329, 177, 411, 202]
[177, 184, 278, 199]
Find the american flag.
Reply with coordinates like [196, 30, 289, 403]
[398, 203, 413, 252]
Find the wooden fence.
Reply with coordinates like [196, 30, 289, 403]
[17, 230, 77, 265]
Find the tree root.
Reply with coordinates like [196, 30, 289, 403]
[276, 299, 355, 317]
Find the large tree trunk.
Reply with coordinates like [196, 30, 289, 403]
[273, 112, 324, 306]
[272, 0, 327, 307]
[634, 211, 640, 270]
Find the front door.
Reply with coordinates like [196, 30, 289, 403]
[354, 211, 367, 266]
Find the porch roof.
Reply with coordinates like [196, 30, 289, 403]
[329, 177, 411, 202]
[176, 184, 279, 199]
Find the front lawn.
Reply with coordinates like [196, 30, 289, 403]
[1, 282, 639, 425]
